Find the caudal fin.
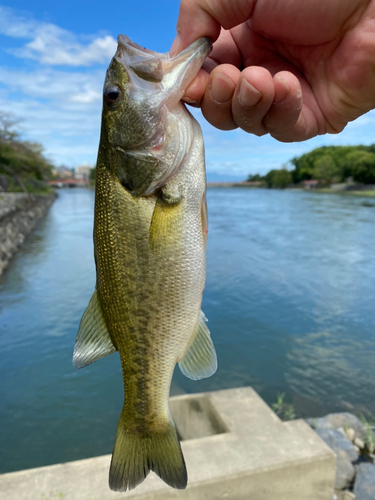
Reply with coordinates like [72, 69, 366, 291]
[109, 413, 187, 492]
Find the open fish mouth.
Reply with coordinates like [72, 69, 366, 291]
[115, 35, 212, 99]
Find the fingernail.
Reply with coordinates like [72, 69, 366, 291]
[170, 34, 180, 57]
[209, 73, 235, 104]
[239, 78, 262, 107]
[274, 76, 289, 103]
[183, 96, 200, 105]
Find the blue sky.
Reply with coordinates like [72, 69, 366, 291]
[1, 2, 375, 180]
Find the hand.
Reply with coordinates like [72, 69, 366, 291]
[171, 0, 375, 142]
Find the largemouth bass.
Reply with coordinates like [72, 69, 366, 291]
[73, 35, 216, 492]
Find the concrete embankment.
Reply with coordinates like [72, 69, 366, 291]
[0, 191, 57, 276]
[0, 388, 336, 500]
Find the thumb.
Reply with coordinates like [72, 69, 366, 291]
[171, 0, 257, 54]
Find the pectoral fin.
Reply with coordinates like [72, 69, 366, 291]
[73, 290, 117, 369]
[179, 311, 217, 380]
[149, 190, 183, 249]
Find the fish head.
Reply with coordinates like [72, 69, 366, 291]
[100, 36, 212, 195]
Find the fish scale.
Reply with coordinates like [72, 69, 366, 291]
[73, 36, 217, 492]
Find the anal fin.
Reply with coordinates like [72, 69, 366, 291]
[73, 290, 117, 369]
[178, 311, 217, 380]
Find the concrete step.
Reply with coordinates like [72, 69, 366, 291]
[0, 387, 336, 500]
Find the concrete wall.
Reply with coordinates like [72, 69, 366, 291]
[0, 388, 336, 500]
[0, 192, 57, 276]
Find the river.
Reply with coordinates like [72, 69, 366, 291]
[1, 187, 375, 473]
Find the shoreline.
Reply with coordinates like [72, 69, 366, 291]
[207, 182, 375, 197]
[0, 191, 57, 276]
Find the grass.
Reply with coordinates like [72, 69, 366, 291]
[271, 393, 296, 421]
[360, 414, 375, 454]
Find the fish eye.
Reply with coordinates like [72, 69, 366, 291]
[103, 84, 122, 105]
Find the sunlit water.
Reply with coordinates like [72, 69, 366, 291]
[1, 188, 375, 473]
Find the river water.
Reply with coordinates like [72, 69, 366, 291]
[1, 188, 375, 473]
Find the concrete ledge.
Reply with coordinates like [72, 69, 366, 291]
[0, 387, 336, 500]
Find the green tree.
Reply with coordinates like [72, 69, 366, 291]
[263, 169, 292, 188]
[271, 169, 292, 188]
[0, 111, 53, 193]
[312, 154, 338, 184]
[341, 150, 375, 184]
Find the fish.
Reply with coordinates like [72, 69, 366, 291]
[72, 35, 217, 492]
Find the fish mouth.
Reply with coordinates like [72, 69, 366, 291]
[114, 35, 212, 98]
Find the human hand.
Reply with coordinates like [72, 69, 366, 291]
[171, 0, 375, 142]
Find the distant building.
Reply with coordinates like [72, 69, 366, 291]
[303, 179, 319, 189]
[75, 163, 93, 181]
[52, 166, 74, 179]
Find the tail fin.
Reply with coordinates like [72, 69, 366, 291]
[109, 412, 187, 492]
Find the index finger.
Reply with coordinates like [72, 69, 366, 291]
[171, 0, 257, 54]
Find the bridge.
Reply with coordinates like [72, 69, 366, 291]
[48, 178, 89, 188]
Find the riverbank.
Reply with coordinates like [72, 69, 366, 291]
[312, 188, 375, 198]
[0, 192, 57, 276]
[207, 182, 375, 198]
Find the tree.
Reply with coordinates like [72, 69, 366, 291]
[341, 150, 375, 184]
[247, 173, 262, 182]
[0, 112, 19, 142]
[312, 154, 338, 184]
[0, 111, 53, 194]
[270, 169, 292, 188]
[263, 168, 292, 188]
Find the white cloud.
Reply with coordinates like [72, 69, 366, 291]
[0, 67, 104, 104]
[0, 6, 117, 66]
[0, 6, 37, 38]
[0, 7, 113, 166]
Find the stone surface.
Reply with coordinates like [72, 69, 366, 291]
[334, 491, 356, 500]
[354, 438, 365, 450]
[0, 192, 56, 275]
[353, 463, 375, 500]
[307, 414, 367, 441]
[346, 428, 356, 442]
[315, 429, 357, 490]
[315, 429, 359, 463]
[0, 387, 336, 500]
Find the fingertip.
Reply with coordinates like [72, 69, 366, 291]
[273, 75, 289, 104]
[170, 34, 181, 57]
[230, 66, 274, 135]
[239, 66, 275, 104]
[200, 65, 240, 130]
[210, 72, 236, 104]
[263, 72, 307, 141]
[182, 68, 210, 105]
[173, 1, 221, 54]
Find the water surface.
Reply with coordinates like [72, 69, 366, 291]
[1, 188, 374, 473]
